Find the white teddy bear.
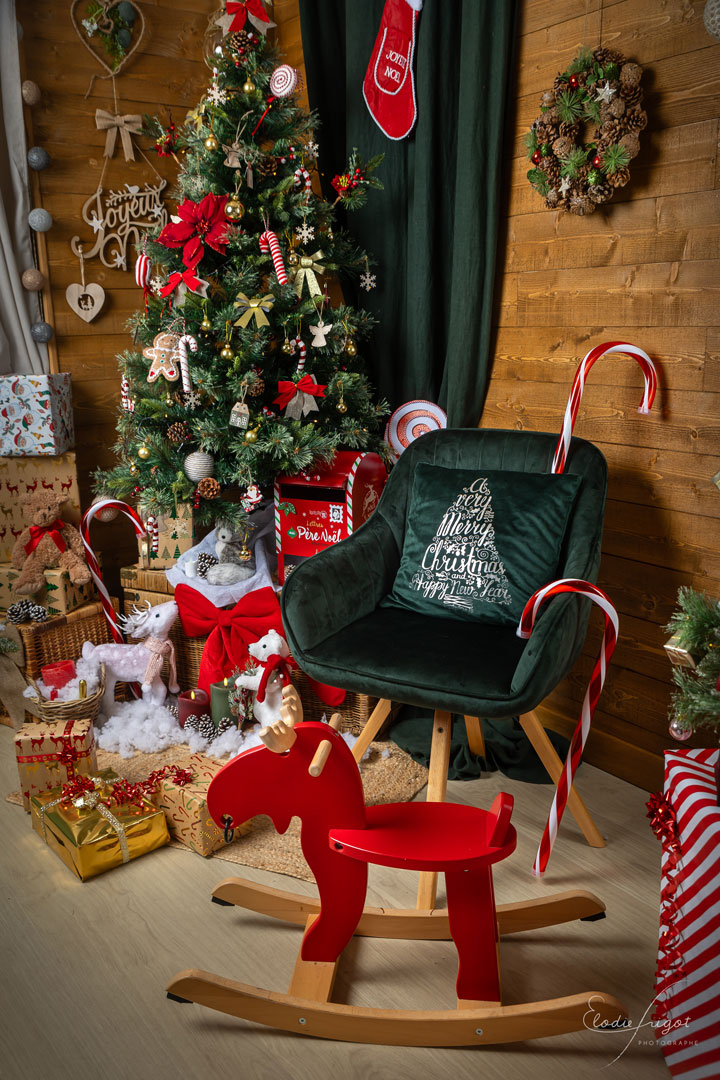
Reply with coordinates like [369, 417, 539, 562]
[235, 630, 293, 729]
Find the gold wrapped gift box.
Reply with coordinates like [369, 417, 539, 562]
[151, 754, 251, 857]
[30, 770, 169, 881]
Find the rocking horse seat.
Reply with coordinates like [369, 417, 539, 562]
[330, 798, 516, 872]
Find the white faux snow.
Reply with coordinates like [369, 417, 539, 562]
[25, 657, 101, 702]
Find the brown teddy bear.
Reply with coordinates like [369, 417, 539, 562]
[11, 491, 92, 596]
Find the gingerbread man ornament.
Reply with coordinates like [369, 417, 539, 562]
[143, 332, 181, 383]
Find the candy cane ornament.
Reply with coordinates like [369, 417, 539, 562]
[120, 374, 134, 412]
[175, 335, 198, 396]
[294, 166, 311, 197]
[81, 500, 149, 645]
[259, 230, 287, 286]
[517, 578, 619, 876]
[291, 335, 306, 373]
[552, 341, 658, 474]
[145, 515, 159, 554]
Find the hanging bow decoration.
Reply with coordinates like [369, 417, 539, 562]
[292, 250, 325, 298]
[160, 266, 210, 307]
[274, 374, 327, 419]
[157, 193, 230, 269]
[216, 0, 276, 36]
[233, 292, 275, 328]
[25, 520, 67, 557]
[95, 109, 143, 162]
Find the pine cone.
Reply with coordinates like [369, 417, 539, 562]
[258, 155, 279, 178]
[588, 181, 611, 204]
[552, 135, 574, 158]
[624, 108, 647, 133]
[545, 189, 560, 209]
[197, 476, 221, 499]
[610, 96, 626, 118]
[558, 121, 580, 138]
[569, 195, 597, 216]
[197, 715, 216, 741]
[620, 62, 642, 89]
[167, 421, 189, 444]
[216, 716, 236, 735]
[247, 375, 264, 397]
[196, 552, 219, 578]
[534, 122, 553, 145]
[608, 166, 630, 188]
[621, 85, 643, 110]
[541, 156, 559, 182]
[596, 119, 622, 150]
[184, 714, 202, 733]
[554, 74, 568, 94]
[6, 599, 48, 623]
[593, 47, 623, 66]
[541, 90, 555, 109]
[618, 132, 641, 159]
[229, 30, 252, 53]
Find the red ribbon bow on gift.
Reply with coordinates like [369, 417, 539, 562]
[274, 374, 327, 410]
[226, 0, 272, 32]
[25, 519, 67, 557]
[173, 584, 345, 706]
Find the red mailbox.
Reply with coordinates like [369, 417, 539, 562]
[274, 451, 387, 583]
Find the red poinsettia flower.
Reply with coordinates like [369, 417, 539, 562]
[226, 0, 271, 33]
[157, 193, 230, 269]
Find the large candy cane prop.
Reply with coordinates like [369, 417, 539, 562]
[517, 578, 619, 876]
[551, 341, 658, 474]
[291, 335, 306, 373]
[81, 500, 149, 644]
[175, 335, 197, 396]
[259, 230, 288, 285]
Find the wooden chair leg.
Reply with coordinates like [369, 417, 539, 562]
[352, 698, 392, 764]
[464, 715, 485, 758]
[519, 711, 605, 849]
[417, 711, 453, 911]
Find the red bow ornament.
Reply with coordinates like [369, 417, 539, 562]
[25, 519, 67, 557]
[157, 194, 231, 270]
[160, 265, 210, 306]
[274, 374, 326, 419]
[217, 0, 276, 36]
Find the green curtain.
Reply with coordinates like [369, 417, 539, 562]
[298, 0, 518, 425]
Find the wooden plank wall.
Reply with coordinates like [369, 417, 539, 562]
[19, 0, 220, 577]
[482, 0, 720, 790]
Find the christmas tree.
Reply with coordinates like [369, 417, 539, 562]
[666, 586, 720, 737]
[94, 16, 388, 529]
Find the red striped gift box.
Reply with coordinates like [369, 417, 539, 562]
[652, 748, 720, 1079]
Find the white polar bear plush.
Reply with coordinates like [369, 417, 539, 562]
[234, 629, 292, 729]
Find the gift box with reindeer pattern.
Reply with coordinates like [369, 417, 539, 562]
[0, 453, 80, 563]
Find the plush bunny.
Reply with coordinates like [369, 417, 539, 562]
[186, 519, 256, 585]
[11, 491, 92, 596]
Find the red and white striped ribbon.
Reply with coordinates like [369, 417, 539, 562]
[291, 335, 306, 373]
[273, 479, 281, 556]
[517, 577, 619, 876]
[145, 514, 159, 554]
[176, 335, 197, 395]
[81, 500, 149, 644]
[551, 341, 658, 474]
[120, 375, 134, 412]
[294, 167, 311, 196]
[259, 230, 287, 286]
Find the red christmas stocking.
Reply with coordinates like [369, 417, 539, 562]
[363, 0, 423, 140]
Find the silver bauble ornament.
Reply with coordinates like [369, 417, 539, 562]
[183, 451, 215, 481]
[28, 208, 53, 232]
[27, 147, 51, 171]
[669, 717, 693, 741]
[30, 321, 53, 343]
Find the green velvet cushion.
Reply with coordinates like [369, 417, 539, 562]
[383, 463, 582, 626]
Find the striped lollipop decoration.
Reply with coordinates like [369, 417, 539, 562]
[552, 341, 658, 474]
[259, 229, 287, 286]
[81, 500, 150, 645]
[385, 400, 448, 462]
[517, 578, 619, 876]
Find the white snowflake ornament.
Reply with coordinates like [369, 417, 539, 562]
[304, 140, 319, 159]
[149, 275, 165, 296]
[360, 271, 377, 291]
[183, 389, 202, 411]
[207, 84, 228, 107]
[295, 221, 315, 245]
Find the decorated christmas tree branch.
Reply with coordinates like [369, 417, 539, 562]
[665, 586, 720, 738]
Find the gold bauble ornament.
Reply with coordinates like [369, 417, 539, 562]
[244, 427, 259, 443]
[337, 401, 348, 414]
[345, 339, 358, 357]
[220, 343, 234, 361]
[204, 133, 219, 152]
[137, 444, 151, 460]
[128, 462, 139, 476]
[242, 78, 256, 94]
[200, 315, 212, 332]
[281, 338, 294, 355]
[287, 251, 299, 267]
[225, 197, 245, 221]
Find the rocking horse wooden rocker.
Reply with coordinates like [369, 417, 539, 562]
[166, 686, 627, 1046]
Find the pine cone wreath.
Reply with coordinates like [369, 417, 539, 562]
[167, 421, 190, 444]
[6, 600, 48, 623]
[195, 552, 219, 578]
[197, 477, 221, 499]
[608, 166, 631, 188]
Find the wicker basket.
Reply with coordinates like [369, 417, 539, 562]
[16, 600, 118, 681]
[25, 664, 105, 724]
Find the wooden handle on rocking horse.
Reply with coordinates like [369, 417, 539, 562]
[308, 713, 343, 777]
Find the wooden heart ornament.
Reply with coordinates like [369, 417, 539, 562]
[65, 282, 106, 323]
[70, 0, 145, 91]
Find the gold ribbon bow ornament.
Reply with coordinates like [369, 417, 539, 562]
[233, 292, 275, 328]
[95, 109, 143, 162]
[292, 250, 325, 298]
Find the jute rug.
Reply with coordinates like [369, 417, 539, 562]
[7, 741, 428, 883]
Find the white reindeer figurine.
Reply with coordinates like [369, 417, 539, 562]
[83, 600, 180, 716]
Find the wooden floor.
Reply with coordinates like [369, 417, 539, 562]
[0, 727, 666, 1079]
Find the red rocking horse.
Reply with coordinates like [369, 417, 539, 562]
[166, 688, 627, 1046]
